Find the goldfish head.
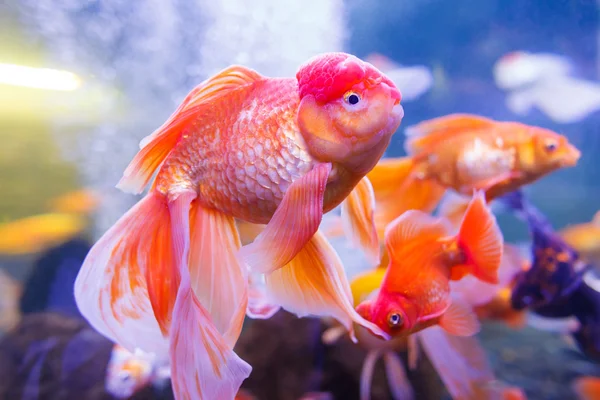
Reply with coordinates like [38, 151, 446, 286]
[296, 52, 404, 176]
[523, 127, 580, 174]
[356, 292, 418, 337]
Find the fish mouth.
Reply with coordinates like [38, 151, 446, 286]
[560, 144, 581, 167]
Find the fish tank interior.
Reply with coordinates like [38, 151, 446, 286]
[1, 0, 600, 399]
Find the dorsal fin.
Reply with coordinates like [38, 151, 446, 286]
[117, 65, 264, 194]
[404, 113, 496, 156]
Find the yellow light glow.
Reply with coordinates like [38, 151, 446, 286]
[0, 62, 81, 91]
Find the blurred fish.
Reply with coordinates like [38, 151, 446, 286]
[235, 389, 257, 400]
[493, 51, 573, 91]
[560, 212, 600, 269]
[0, 269, 22, 332]
[366, 113, 580, 235]
[498, 190, 590, 310]
[365, 53, 434, 101]
[0, 213, 87, 255]
[74, 52, 403, 399]
[105, 344, 170, 399]
[356, 191, 503, 338]
[572, 375, 600, 400]
[493, 51, 600, 123]
[47, 188, 101, 215]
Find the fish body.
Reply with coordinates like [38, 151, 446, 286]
[105, 344, 158, 399]
[74, 52, 403, 400]
[404, 114, 581, 201]
[364, 114, 580, 236]
[356, 191, 503, 338]
[560, 212, 600, 268]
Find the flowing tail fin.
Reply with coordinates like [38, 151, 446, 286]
[367, 156, 445, 239]
[73, 191, 178, 357]
[452, 191, 504, 284]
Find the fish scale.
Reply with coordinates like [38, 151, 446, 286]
[154, 78, 317, 223]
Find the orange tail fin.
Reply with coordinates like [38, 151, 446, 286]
[73, 191, 178, 356]
[367, 156, 445, 239]
[452, 191, 504, 284]
[572, 376, 600, 400]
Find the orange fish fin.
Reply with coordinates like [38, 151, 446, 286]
[572, 376, 600, 400]
[350, 268, 387, 307]
[439, 295, 480, 336]
[188, 202, 249, 346]
[341, 176, 380, 266]
[404, 113, 496, 155]
[455, 190, 504, 284]
[383, 210, 450, 284]
[169, 277, 252, 400]
[368, 157, 445, 239]
[238, 162, 332, 274]
[320, 214, 345, 239]
[74, 191, 172, 356]
[383, 351, 415, 400]
[264, 230, 389, 342]
[360, 349, 383, 400]
[247, 273, 281, 319]
[437, 191, 471, 232]
[117, 65, 264, 194]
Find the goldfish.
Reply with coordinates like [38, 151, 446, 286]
[365, 113, 580, 236]
[493, 51, 600, 124]
[74, 52, 404, 399]
[560, 211, 600, 269]
[572, 376, 600, 400]
[105, 344, 170, 399]
[0, 213, 87, 255]
[47, 188, 101, 215]
[356, 191, 503, 338]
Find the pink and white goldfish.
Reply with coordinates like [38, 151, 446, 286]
[74, 52, 403, 399]
[494, 51, 600, 123]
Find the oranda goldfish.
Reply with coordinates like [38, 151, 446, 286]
[74, 52, 403, 399]
[365, 113, 580, 236]
[356, 191, 503, 338]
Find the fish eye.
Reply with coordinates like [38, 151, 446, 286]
[343, 91, 361, 105]
[387, 311, 403, 328]
[544, 139, 557, 153]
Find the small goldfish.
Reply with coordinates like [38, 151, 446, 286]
[493, 51, 600, 124]
[366, 113, 580, 234]
[0, 213, 87, 255]
[560, 211, 600, 269]
[572, 376, 600, 400]
[356, 191, 503, 338]
[47, 188, 101, 215]
[74, 52, 403, 399]
[105, 344, 169, 399]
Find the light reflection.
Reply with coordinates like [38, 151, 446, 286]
[0, 62, 81, 91]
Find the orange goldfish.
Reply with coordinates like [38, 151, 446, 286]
[74, 52, 403, 399]
[367, 113, 581, 234]
[356, 191, 503, 338]
[48, 188, 101, 215]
